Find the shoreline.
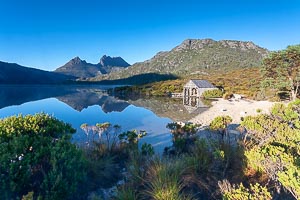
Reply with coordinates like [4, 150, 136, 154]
[189, 98, 276, 126]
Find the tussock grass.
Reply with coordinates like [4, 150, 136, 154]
[142, 157, 192, 200]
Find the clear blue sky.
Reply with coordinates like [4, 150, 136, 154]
[0, 0, 299, 70]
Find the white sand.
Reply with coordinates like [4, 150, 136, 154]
[190, 98, 276, 126]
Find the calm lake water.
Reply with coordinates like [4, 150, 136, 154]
[0, 85, 208, 153]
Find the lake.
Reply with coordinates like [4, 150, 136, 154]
[0, 85, 209, 153]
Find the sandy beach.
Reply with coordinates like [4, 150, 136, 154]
[190, 98, 276, 126]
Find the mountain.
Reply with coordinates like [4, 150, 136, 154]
[96, 39, 269, 80]
[0, 61, 74, 84]
[55, 55, 130, 79]
[54, 57, 103, 78]
[99, 55, 130, 67]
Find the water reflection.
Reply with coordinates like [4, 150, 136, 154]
[56, 89, 130, 113]
[0, 85, 76, 109]
[0, 85, 211, 153]
[183, 96, 209, 113]
[123, 97, 208, 122]
[0, 85, 173, 153]
[0, 85, 130, 113]
[0, 85, 210, 122]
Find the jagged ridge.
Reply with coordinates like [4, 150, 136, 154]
[55, 55, 130, 79]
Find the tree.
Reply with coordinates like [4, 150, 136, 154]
[262, 44, 300, 100]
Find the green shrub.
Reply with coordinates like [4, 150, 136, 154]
[119, 130, 147, 145]
[209, 116, 232, 130]
[241, 101, 300, 199]
[209, 116, 232, 139]
[166, 122, 200, 153]
[166, 122, 199, 140]
[219, 181, 271, 200]
[0, 113, 86, 200]
[202, 89, 224, 99]
[141, 143, 154, 156]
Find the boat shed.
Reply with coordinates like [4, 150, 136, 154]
[183, 80, 216, 97]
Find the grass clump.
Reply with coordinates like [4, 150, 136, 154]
[143, 157, 189, 200]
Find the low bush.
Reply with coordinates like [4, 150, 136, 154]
[219, 180, 271, 200]
[202, 89, 224, 99]
[241, 100, 300, 199]
[209, 116, 233, 139]
[166, 122, 200, 153]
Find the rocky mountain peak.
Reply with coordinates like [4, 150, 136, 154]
[99, 55, 108, 65]
[55, 55, 130, 79]
[68, 56, 85, 65]
[220, 40, 258, 50]
[174, 38, 215, 51]
[99, 55, 130, 67]
[173, 39, 268, 53]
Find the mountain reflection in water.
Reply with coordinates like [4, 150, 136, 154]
[0, 85, 209, 121]
[0, 85, 210, 153]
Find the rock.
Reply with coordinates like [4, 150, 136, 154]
[233, 94, 242, 100]
[228, 130, 241, 135]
